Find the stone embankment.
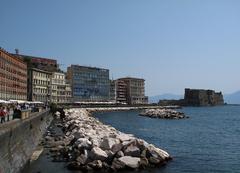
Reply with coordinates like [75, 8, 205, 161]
[140, 109, 188, 119]
[45, 108, 171, 172]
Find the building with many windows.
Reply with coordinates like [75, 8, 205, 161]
[50, 72, 72, 103]
[28, 68, 51, 102]
[116, 79, 127, 104]
[117, 77, 148, 105]
[67, 65, 110, 102]
[0, 48, 27, 100]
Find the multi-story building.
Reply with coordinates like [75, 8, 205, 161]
[28, 68, 51, 102]
[13, 51, 65, 103]
[110, 80, 116, 102]
[50, 72, 72, 103]
[116, 79, 127, 104]
[0, 48, 27, 100]
[13, 52, 59, 72]
[118, 77, 148, 105]
[67, 65, 110, 102]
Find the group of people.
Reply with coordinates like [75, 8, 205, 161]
[0, 103, 46, 124]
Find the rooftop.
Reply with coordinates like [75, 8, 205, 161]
[70, 64, 109, 71]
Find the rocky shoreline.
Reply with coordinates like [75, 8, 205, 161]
[140, 109, 188, 119]
[45, 108, 171, 172]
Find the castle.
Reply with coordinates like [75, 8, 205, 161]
[184, 88, 224, 106]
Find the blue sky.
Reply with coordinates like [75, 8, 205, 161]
[1, 0, 240, 96]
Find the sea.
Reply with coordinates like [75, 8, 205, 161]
[24, 105, 240, 173]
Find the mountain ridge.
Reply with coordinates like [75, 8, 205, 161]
[224, 91, 240, 104]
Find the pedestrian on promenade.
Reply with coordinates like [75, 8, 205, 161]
[0, 107, 6, 123]
[13, 105, 21, 119]
[5, 107, 10, 121]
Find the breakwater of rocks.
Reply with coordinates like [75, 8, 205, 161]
[86, 105, 181, 113]
[140, 109, 188, 119]
[45, 108, 171, 172]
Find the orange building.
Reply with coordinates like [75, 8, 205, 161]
[0, 48, 27, 100]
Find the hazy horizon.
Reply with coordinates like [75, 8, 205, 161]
[1, 0, 240, 96]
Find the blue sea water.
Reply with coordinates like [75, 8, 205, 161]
[24, 106, 240, 173]
[94, 106, 240, 173]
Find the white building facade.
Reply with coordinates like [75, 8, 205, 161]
[50, 72, 72, 103]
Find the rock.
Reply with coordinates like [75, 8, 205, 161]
[122, 139, 137, 150]
[76, 154, 88, 165]
[117, 133, 134, 142]
[116, 151, 124, 158]
[100, 137, 119, 150]
[76, 138, 92, 149]
[124, 145, 141, 157]
[139, 108, 187, 119]
[56, 123, 63, 128]
[111, 158, 126, 170]
[136, 139, 149, 151]
[72, 131, 85, 139]
[55, 111, 60, 116]
[149, 157, 161, 164]
[140, 157, 149, 168]
[49, 145, 63, 152]
[45, 136, 53, 141]
[147, 145, 170, 160]
[111, 143, 123, 153]
[140, 149, 148, 158]
[89, 147, 108, 161]
[88, 160, 103, 169]
[105, 150, 114, 162]
[102, 162, 110, 170]
[117, 156, 141, 169]
[90, 137, 101, 147]
[47, 141, 66, 148]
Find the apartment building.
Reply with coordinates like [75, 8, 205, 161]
[0, 48, 27, 100]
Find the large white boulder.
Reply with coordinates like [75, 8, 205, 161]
[124, 145, 141, 157]
[117, 133, 135, 142]
[147, 144, 170, 160]
[89, 147, 108, 161]
[76, 138, 92, 149]
[118, 156, 140, 169]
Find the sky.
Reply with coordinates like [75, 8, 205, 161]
[1, 0, 240, 96]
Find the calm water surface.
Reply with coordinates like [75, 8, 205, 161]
[24, 106, 240, 173]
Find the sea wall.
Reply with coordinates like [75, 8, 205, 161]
[0, 110, 52, 173]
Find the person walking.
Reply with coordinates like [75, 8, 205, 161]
[5, 107, 10, 121]
[0, 107, 6, 123]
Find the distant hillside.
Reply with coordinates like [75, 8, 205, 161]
[224, 91, 240, 104]
[149, 93, 183, 103]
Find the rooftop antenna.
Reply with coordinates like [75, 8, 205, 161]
[15, 48, 19, 55]
[111, 73, 114, 80]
